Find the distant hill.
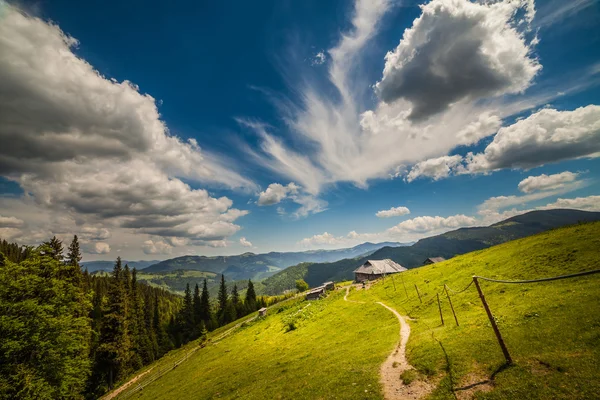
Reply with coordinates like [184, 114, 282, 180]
[82, 259, 160, 272]
[141, 241, 410, 281]
[261, 209, 600, 293]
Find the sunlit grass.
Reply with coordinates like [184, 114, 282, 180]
[356, 222, 600, 399]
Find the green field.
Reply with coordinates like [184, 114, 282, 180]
[112, 222, 600, 399]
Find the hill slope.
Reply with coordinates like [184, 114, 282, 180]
[142, 241, 409, 280]
[262, 209, 600, 293]
[110, 221, 600, 399]
[81, 259, 159, 272]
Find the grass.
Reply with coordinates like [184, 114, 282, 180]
[351, 221, 600, 399]
[117, 290, 398, 399]
[114, 222, 600, 400]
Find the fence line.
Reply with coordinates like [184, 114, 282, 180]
[473, 268, 600, 284]
[444, 280, 474, 294]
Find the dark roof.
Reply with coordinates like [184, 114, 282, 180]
[424, 257, 446, 264]
[354, 259, 406, 274]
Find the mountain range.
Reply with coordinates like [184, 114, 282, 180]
[260, 209, 600, 294]
[81, 259, 160, 273]
[140, 241, 409, 280]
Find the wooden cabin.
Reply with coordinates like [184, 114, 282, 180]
[423, 257, 446, 265]
[305, 286, 325, 300]
[354, 259, 406, 282]
[258, 307, 267, 317]
[323, 281, 335, 291]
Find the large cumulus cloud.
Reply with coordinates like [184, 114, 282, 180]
[376, 0, 540, 120]
[0, 4, 253, 251]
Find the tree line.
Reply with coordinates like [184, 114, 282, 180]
[0, 235, 278, 399]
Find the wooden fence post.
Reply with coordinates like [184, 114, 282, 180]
[444, 285, 459, 326]
[473, 277, 512, 364]
[401, 274, 408, 298]
[414, 284, 422, 303]
[391, 274, 397, 291]
[436, 292, 444, 325]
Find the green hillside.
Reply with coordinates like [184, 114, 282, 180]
[110, 221, 600, 399]
[262, 209, 600, 293]
[141, 242, 408, 280]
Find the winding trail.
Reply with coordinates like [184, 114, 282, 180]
[344, 285, 432, 399]
[376, 302, 432, 400]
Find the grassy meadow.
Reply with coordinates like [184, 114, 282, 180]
[113, 222, 600, 400]
[114, 290, 398, 399]
[352, 221, 600, 399]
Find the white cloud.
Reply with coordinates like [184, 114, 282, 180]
[257, 183, 299, 205]
[83, 242, 111, 255]
[540, 195, 600, 211]
[376, 206, 410, 218]
[311, 51, 326, 66]
[141, 239, 173, 255]
[239, 237, 253, 247]
[0, 215, 24, 228]
[464, 105, 600, 173]
[298, 232, 340, 247]
[245, 0, 554, 194]
[406, 155, 463, 182]
[456, 113, 503, 146]
[518, 171, 580, 193]
[257, 182, 326, 218]
[387, 214, 479, 234]
[298, 213, 479, 249]
[376, 0, 539, 120]
[0, 4, 252, 250]
[535, 0, 597, 28]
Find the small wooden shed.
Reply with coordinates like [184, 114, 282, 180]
[323, 281, 335, 291]
[423, 257, 446, 265]
[305, 286, 325, 300]
[258, 307, 267, 317]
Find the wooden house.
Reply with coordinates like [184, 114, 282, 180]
[305, 286, 325, 300]
[258, 307, 267, 317]
[354, 259, 406, 282]
[423, 257, 446, 265]
[323, 281, 335, 291]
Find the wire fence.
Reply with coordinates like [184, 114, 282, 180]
[391, 268, 600, 365]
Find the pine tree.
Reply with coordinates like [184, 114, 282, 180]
[96, 257, 132, 389]
[217, 275, 228, 324]
[44, 236, 64, 262]
[65, 235, 83, 284]
[154, 294, 173, 355]
[181, 283, 194, 342]
[199, 279, 211, 324]
[245, 279, 257, 312]
[193, 283, 202, 333]
[129, 268, 147, 369]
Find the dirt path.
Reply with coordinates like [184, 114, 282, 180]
[102, 367, 155, 400]
[343, 285, 365, 303]
[377, 302, 433, 400]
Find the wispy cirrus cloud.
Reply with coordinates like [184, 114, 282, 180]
[243, 0, 572, 195]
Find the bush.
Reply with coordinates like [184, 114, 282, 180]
[285, 321, 297, 332]
[295, 279, 309, 292]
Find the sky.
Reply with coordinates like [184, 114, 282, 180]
[0, 0, 599, 261]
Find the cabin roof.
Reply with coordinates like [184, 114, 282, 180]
[425, 257, 446, 264]
[353, 259, 406, 274]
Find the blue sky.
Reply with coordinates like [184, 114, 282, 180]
[0, 0, 599, 260]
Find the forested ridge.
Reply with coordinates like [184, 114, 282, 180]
[0, 236, 280, 399]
